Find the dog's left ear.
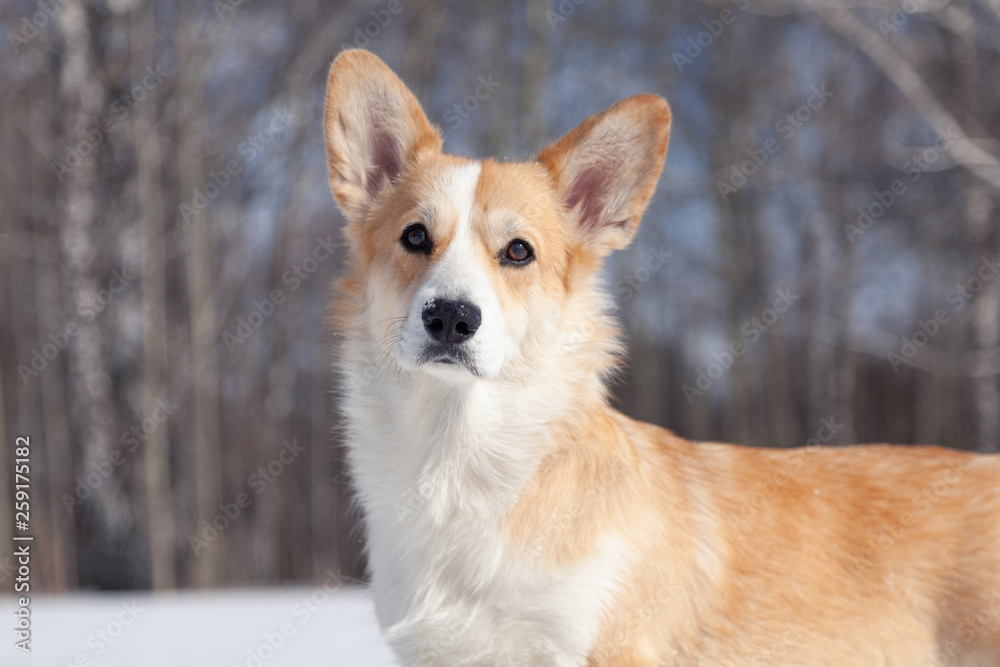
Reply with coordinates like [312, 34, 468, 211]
[538, 94, 671, 253]
[324, 49, 443, 222]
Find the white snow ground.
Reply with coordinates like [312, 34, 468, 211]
[2, 586, 399, 667]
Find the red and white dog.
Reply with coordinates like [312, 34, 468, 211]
[323, 50, 1000, 666]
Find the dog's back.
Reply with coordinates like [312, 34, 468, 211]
[572, 419, 1000, 665]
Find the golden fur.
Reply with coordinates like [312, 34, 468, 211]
[324, 49, 1000, 666]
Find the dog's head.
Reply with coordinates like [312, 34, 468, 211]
[324, 50, 670, 383]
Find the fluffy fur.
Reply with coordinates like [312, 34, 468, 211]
[323, 49, 1000, 666]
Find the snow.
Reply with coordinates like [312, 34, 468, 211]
[2, 586, 400, 667]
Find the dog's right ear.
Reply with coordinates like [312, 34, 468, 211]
[323, 50, 442, 222]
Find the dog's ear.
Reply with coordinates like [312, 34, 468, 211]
[538, 95, 671, 253]
[323, 50, 442, 222]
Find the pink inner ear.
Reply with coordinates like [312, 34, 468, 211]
[364, 96, 403, 198]
[367, 125, 400, 198]
[566, 164, 614, 232]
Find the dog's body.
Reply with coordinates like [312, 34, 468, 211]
[324, 50, 1000, 666]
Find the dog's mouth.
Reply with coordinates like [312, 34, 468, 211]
[418, 344, 482, 377]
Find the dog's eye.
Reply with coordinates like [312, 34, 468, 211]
[503, 240, 533, 265]
[401, 224, 431, 254]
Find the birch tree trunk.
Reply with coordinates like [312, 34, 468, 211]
[58, 0, 132, 573]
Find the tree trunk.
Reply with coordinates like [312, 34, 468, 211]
[57, 0, 132, 577]
[132, 0, 176, 589]
[967, 186, 999, 452]
[177, 1, 223, 588]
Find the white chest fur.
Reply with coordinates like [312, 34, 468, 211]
[341, 357, 628, 666]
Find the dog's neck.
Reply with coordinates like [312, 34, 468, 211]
[337, 281, 623, 525]
[335, 278, 641, 635]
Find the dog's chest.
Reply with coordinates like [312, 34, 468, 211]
[342, 374, 625, 665]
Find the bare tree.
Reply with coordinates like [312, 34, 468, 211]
[176, 1, 224, 587]
[132, 0, 176, 589]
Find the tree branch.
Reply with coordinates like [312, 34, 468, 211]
[812, 5, 1000, 193]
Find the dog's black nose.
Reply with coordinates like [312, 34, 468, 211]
[422, 299, 481, 344]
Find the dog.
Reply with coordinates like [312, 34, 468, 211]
[323, 49, 1000, 666]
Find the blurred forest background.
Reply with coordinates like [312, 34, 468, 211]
[1, 0, 998, 593]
